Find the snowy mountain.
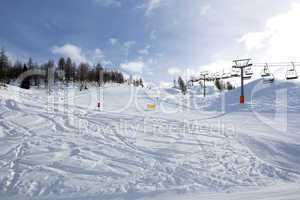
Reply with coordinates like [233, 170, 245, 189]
[0, 79, 300, 199]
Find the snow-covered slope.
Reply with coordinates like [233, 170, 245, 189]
[0, 81, 300, 200]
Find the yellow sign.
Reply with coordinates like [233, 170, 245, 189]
[147, 104, 156, 110]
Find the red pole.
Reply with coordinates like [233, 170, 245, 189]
[240, 96, 245, 104]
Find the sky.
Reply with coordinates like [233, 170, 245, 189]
[1, 0, 300, 83]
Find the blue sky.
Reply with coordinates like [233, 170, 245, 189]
[1, 0, 299, 82]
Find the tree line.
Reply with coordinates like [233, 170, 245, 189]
[175, 76, 234, 95]
[0, 48, 143, 89]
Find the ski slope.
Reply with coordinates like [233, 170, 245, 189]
[0, 80, 300, 200]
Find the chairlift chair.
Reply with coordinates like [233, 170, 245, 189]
[187, 80, 193, 88]
[231, 68, 240, 77]
[243, 73, 252, 80]
[222, 72, 231, 79]
[261, 64, 271, 77]
[190, 76, 199, 82]
[263, 73, 275, 84]
[215, 72, 221, 80]
[207, 74, 214, 82]
[261, 64, 274, 83]
[286, 70, 298, 80]
[245, 66, 253, 76]
[286, 62, 298, 80]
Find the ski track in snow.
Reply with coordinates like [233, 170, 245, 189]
[0, 84, 299, 199]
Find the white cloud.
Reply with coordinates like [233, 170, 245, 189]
[52, 44, 87, 64]
[108, 39, 136, 57]
[238, 2, 300, 61]
[94, 0, 121, 7]
[88, 48, 113, 66]
[109, 38, 118, 45]
[238, 31, 271, 51]
[159, 81, 172, 88]
[200, 3, 211, 16]
[122, 40, 136, 56]
[52, 44, 111, 65]
[167, 59, 232, 80]
[120, 61, 146, 73]
[89, 48, 105, 64]
[123, 41, 136, 49]
[150, 30, 157, 40]
[167, 67, 201, 81]
[167, 67, 182, 76]
[144, 0, 168, 16]
[138, 45, 151, 55]
[199, 60, 232, 72]
[147, 0, 161, 15]
[6, 51, 18, 63]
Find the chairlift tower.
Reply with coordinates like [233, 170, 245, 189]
[199, 71, 209, 97]
[233, 59, 252, 104]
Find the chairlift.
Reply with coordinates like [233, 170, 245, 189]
[206, 74, 214, 82]
[286, 62, 298, 80]
[231, 67, 240, 77]
[215, 72, 221, 80]
[190, 76, 200, 82]
[245, 66, 253, 76]
[261, 64, 271, 77]
[187, 80, 193, 88]
[221, 72, 232, 79]
[243, 73, 252, 80]
[263, 73, 275, 84]
[261, 64, 274, 83]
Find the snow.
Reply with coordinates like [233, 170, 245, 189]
[0, 79, 300, 199]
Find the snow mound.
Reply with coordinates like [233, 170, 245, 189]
[203, 79, 300, 113]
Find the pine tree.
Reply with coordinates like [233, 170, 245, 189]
[215, 79, 224, 91]
[0, 48, 8, 83]
[32, 62, 40, 87]
[226, 81, 234, 90]
[27, 58, 34, 69]
[95, 63, 104, 86]
[11, 61, 23, 80]
[178, 76, 187, 95]
[57, 57, 66, 82]
[139, 78, 144, 88]
[58, 57, 65, 71]
[27, 58, 34, 85]
[20, 64, 30, 89]
[45, 60, 54, 92]
[65, 57, 72, 83]
[173, 79, 177, 88]
[79, 63, 89, 90]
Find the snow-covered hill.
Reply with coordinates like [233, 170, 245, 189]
[0, 81, 300, 200]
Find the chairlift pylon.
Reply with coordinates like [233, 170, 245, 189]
[286, 62, 298, 80]
[243, 67, 253, 80]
